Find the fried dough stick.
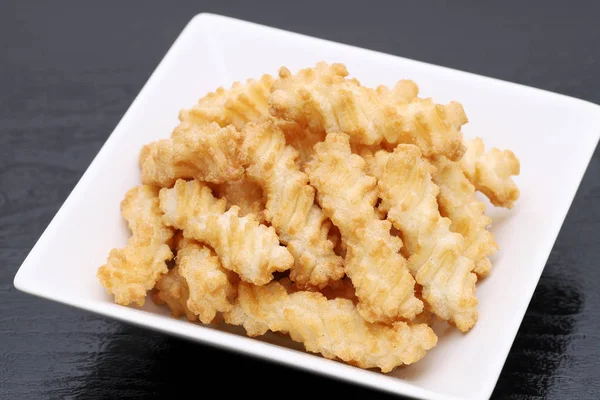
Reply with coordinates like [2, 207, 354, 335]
[179, 74, 275, 129]
[179, 240, 235, 323]
[160, 179, 293, 285]
[460, 137, 520, 208]
[270, 62, 464, 160]
[243, 119, 344, 288]
[432, 157, 498, 278]
[176, 70, 320, 167]
[154, 238, 236, 324]
[372, 146, 478, 331]
[98, 186, 174, 306]
[279, 79, 421, 167]
[225, 281, 437, 373]
[139, 122, 245, 188]
[306, 133, 423, 323]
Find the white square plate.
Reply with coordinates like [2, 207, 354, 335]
[14, 13, 600, 400]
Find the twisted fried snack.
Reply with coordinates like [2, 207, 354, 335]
[460, 137, 520, 208]
[160, 179, 293, 285]
[225, 281, 437, 372]
[276, 80, 419, 167]
[153, 266, 196, 321]
[179, 74, 275, 129]
[372, 146, 478, 331]
[243, 119, 344, 288]
[176, 239, 236, 324]
[139, 122, 245, 187]
[306, 133, 423, 323]
[98, 185, 174, 306]
[270, 62, 464, 160]
[432, 157, 498, 278]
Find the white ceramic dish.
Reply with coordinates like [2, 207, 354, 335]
[13, 13, 600, 400]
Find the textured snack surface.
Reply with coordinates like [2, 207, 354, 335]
[98, 185, 174, 306]
[460, 137, 521, 208]
[225, 281, 437, 373]
[214, 175, 266, 221]
[373, 146, 478, 331]
[243, 119, 344, 288]
[270, 62, 465, 160]
[177, 239, 235, 324]
[433, 157, 498, 277]
[139, 122, 245, 187]
[306, 132, 423, 323]
[97, 61, 522, 373]
[153, 265, 196, 321]
[160, 179, 293, 285]
[180, 74, 275, 129]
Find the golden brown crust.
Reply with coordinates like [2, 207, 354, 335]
[139, 122, 245, 188]
[224, 281, 437, 373]
[372, 146, 478, 331]
[97, 61, 522, 369]
[460, 137, 520, 208]
[214, 175, 266, 222]
[277, 120, 326, 167]
[243, 119, 344, 288]
[159, 179, 293, 285]
[270, 62, 464, 160]
[432, 157, 498, 278]
[317, 277, 356, 302]
[176, 239, 236, 324]
[376, 79, 419, 104]
[97, 185, 174, 306]
[179, 74, 275, 129]
[306, 133, 423, 323]
[152, 265, 197, 321]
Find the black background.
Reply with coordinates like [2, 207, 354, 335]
[2, 1, 599, 399]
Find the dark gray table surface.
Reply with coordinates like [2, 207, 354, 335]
[2, 1, 599, 399]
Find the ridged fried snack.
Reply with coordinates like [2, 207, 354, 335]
[375, 79, 420, 104]
[306, 132, 423, 323]
[270, 62, 465, 160]
[433, 157, 498, 278]
[98, 185, 174, 306]
[460, 137, 520, 208]
[225, 281, 437, 373]
[281, 79, 419, 166]
[177, 239, 235, 323]
[275, 80, 419, 168]
[373, 146, 478, 331]
[160, 179, 293, 285]
[153, 266, 197, 321]
[179, 74, 275, 129]
[97, 61, 524, 373]
[139, 122, 245, 188]
[153, 239, 237, 324]
[243, 119, 344, 288]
